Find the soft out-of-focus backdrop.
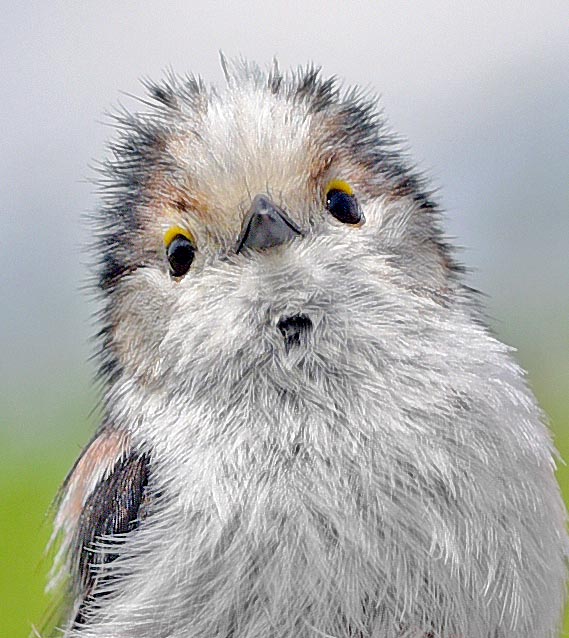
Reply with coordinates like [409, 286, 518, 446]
[1, 1, 568, 635]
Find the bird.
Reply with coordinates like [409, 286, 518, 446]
[48, 60, 568, 638]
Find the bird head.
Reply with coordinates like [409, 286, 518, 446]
[97, 62, 456, 409]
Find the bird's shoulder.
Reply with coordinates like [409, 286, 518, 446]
[51, 427, 151, 627]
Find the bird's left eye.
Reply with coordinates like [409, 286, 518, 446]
[164, 227, 195, 277]
[325, 180, 363, 225]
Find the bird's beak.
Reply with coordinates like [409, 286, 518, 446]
[236, 195, 301, 253]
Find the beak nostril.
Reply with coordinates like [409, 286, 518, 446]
[277, 314, 313, 350]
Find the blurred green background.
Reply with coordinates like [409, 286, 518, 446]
[1, 2, 567, 636]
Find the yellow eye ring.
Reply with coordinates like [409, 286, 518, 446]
[324, 179, 355, 198]
[163, 226, 195, 248]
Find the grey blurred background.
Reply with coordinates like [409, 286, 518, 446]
[0, 2, 568, 632]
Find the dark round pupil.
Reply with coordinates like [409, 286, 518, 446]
[326, 189, 362, 224]
[167, 235, 195, 276]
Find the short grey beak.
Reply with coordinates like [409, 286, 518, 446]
[236, 195, 301, 253]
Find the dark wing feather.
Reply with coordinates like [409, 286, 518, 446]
[72, 450, 150, 627]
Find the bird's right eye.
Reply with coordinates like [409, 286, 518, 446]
[164, 227, 195, 277]
[324, 179, 364, 225]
